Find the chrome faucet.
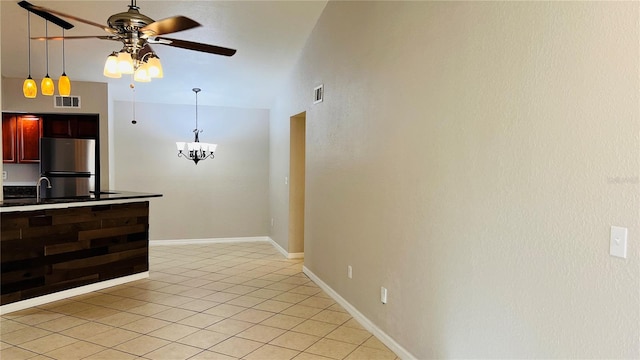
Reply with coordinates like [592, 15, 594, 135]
[36, 176, 52, 202]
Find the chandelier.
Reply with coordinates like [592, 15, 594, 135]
[176, 88, 217, 164]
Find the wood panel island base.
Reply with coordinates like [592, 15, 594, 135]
[0, 193, 161, 314]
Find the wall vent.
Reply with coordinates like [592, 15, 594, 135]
[313, 84, 323, 104]
[54, 95, 81, 108]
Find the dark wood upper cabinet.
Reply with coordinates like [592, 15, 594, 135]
[2, 115, 17, 163]
[42, 114, 99, 139]
[76, 118, 99, 138]
[18, 116, 42, 163]
[42, 117, 73, 138]
[2, 114, 42, 164]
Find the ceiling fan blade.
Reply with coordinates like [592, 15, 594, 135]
[31, 35, 116, 41]
[153, 37, 237, 57]
[18, 1, 114, 34]
[141, 16, 201, 37]
[18, 1, 74, 29]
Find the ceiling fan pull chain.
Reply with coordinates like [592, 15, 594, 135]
[130, 82, 137, 124]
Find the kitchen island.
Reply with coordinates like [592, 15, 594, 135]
[0, 191, 162, 313]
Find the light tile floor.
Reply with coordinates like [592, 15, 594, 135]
[1, 242, 399, 360]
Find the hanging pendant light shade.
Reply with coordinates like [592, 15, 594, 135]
[58, 28, 71, 96]
[23, 77, 37, 98]
[58, 74, 70, 96]
[23, 12, 37, 98]
[41, 20, 54, 96]
[41, 76, 54, 96]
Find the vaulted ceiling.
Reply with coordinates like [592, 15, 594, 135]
[1, 1, 327, 108]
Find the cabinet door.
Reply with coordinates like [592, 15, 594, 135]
[76, 117, 99, 138]
[18, 116, 42, 163]
[2, 115, 17, 163]
[42, 118, 72, 138]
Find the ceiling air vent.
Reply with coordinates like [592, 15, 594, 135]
[313, 84, 323, 104]
[54, 96, 81, 109]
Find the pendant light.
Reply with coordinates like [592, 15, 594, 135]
[23, 11, 37, 98]
[58, 28, 71, 96]
[41, 20, 54, 96]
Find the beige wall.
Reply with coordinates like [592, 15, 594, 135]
[1, 77, 110, 189]
[113, 100, 270, 241]
[270, 2, 639, 358]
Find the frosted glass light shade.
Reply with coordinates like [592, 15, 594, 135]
[176, 142, 186, 151]
[23, 77, 37, 98]
[134, 64, 151, 82]
[117, 52, 134, 74]
[58, 73, 71, 96]
[41, 76, 54, 96]
[147, 57, 163, 78]
[103, 54, 121, 78]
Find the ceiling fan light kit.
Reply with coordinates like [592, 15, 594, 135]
[19, 0, 236, 86]
[176, 88, 217, 165]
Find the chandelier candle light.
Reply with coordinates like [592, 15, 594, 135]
[176, 88, 217, 165]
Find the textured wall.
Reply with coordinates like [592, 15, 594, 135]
[113, 101, 270, 241]
[271, 1, 639, 358]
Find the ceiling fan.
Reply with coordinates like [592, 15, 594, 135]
[18, 0, 236, 76]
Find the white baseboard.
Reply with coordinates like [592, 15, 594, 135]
[151, 237, 304, 260]
[149, 237, 270, 246]
[0, 272, 149, 315]
[267, 237, 304, 259]
[303, 266, 416, 360]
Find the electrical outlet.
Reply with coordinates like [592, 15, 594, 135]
[381, 287, 388, 304]
[271, 218, 274, 227]
[347, 265, 352, 279]
[2, 171, 6, 180]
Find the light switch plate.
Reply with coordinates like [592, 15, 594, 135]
[381, 287, 388, 304]
[610, 226, 628, 259]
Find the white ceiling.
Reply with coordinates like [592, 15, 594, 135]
[1, 1, 327, 108]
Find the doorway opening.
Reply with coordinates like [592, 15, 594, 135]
[289, 112, 306, 255]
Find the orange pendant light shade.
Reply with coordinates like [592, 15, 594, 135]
[23, 77, 37, 98]
[58, 73, 71, 96]
[41, 76, 54, 96]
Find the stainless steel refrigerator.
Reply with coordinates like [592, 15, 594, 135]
[40, 137, 96, 198]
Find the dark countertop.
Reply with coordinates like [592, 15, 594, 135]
[0, 191, 162, 209]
